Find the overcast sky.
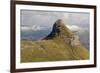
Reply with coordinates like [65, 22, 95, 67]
[20, 10, 90, 32]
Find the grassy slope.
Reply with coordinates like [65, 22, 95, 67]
[58, 23, 74, 38]
[21, 20, 89, 63]
[21, 38, 89, 62]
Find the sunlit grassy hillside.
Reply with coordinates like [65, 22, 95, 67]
[21, 37, 89, 62]
[21, 19, 89, 63]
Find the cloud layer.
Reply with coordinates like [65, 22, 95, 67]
[21, 10, 90, 32]
[21, 25, 51, 31]
[66, 25, 82, 31]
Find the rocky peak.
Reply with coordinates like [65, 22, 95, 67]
[44, 19, 73, 39]
[55, 19, 64, 26]
[44, 19, 80, 46]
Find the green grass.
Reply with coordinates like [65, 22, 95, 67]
[59, 23, 74, 38]
[21, 39, 89, 63]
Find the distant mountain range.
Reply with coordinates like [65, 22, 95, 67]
[21, 19, 89, 62]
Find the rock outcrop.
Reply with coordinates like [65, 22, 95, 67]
[44, 19, 80, 46]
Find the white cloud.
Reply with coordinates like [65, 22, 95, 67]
[21, 26, 31, 31]
[66, 25, 82, 31]
[21, 25, 50, 31]
[31, 25, 46, 31]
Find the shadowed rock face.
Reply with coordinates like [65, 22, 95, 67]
[44, 19, 67, 39]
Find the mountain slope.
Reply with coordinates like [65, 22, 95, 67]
[21, 19, 89, 62]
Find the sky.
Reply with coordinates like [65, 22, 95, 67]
[20, 10, 90, 32]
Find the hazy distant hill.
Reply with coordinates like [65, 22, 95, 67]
[21, 19, 89, 62]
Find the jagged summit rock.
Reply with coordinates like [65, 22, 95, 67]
[55, 19, 64, 26]
[44, 19, 73, 39]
